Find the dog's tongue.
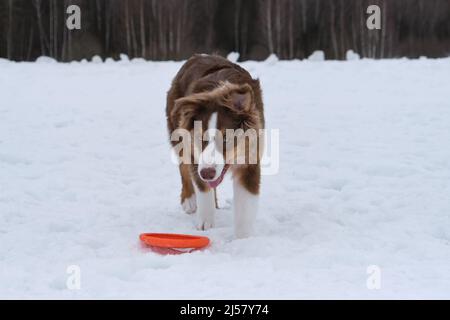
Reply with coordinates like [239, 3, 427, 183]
[207, 166, 228, 188]
[207, 177, 223, 189]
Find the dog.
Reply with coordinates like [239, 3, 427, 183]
[166, 54, 264, 238]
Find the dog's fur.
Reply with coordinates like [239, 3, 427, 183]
[166, 54, 264, 238]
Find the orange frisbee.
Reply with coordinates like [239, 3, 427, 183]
[139, 233, 210, 254]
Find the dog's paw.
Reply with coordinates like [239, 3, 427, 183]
[182, 195, 197, 214]
[196, 213, 215, 231]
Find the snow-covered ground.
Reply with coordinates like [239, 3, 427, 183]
[1, 56, 450, 299]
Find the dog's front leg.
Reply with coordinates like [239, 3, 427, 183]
[194, 185, 216, 230]
[233, 168, 259, 238]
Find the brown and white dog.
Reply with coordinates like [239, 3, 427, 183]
[166, 54, 264, 238]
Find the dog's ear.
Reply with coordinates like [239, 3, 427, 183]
[171, 98, 198, 129]
[223, 83, 254, 113]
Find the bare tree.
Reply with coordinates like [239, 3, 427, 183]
[2, 0, 450, 62]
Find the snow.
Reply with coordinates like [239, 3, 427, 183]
[308, 50, 325, 61]
[226, 52, 240, 63]
[264, 53, 279, 66]
[346, 50, 360, 60]
[1, 57, 450, 299]
[91, 55, 103, 64]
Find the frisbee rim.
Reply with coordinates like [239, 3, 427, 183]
[139, 233, 210, 249]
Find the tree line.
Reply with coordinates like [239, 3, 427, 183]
[1, 0, 449, 62]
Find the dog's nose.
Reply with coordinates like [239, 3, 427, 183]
[200, 167, 216, 180]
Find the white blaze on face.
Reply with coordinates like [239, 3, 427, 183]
[198, 112, 225, 181]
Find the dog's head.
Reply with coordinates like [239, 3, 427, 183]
[171, 81, 262, 187]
